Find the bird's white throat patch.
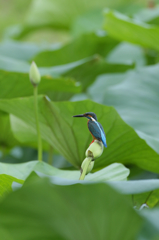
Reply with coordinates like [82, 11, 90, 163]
[91, 117, 96, 122]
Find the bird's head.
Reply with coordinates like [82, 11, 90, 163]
[73, 112, 97, 121]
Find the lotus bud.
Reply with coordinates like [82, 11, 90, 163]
[29, 61, 41, 86]
[81, 157, 94, 175]
[85, 140, 104, 159]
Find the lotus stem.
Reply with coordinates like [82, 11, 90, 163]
[79, 157, 93, 180]
[34, 86, 42, 161]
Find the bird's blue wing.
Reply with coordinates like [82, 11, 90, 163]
[88, 120, 107, 147]
[98, 122, 107, 147]
[88, 120, 101, 139]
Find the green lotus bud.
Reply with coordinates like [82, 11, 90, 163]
[81, 157, 94, 175]
[29, 61, 41, 86]
[85, 140, 104, 159]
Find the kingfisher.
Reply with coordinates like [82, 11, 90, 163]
[73, 112, 107, 147]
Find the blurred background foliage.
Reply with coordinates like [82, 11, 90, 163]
[0, 0, 155, 43]
[0, 0, 158, 175]
[1, 0, 159, 239]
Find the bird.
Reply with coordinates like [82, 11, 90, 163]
[73, 112, 107, 147]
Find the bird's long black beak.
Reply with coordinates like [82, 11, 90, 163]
[73, 114, 85, 117]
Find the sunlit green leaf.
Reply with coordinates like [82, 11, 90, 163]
[0, 160, 129, 182]
[0, 55, 133, 94]
[33, 33, 119, 66]
[62, 56, 134, 91]
[86, 163, 129, 181]
[0, 96, 158, 172]
[0, 111, 19, 150]
[104, 10, 159, 51]
[10, 115, 49, 150]
[0, 174, 23, 197]
[0, 70, 80, 99]
[39, 56, 134, 91]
